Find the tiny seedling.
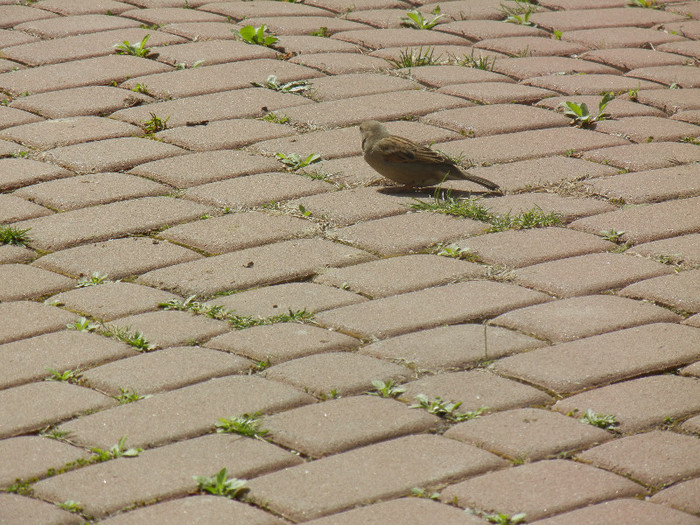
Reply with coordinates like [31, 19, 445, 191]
[216, 412, 269, 438]
[46, 367, 83, 384]
[234, 24, 279, 47]
[628, 86, 640, 101]
[553, 29, 563, 40]
[600, 228, 626, 242]
[411, 487, 440, 500]
[100, 325, 155, 351]
[251, 358, 271, 372]
[90, 436, 142, 461]
[435, 243, 480, 262]
[311, 26, 330, 37]
[484, 512, 528, 524]
[298, 204, 312, 217]
[251, 74, 312, 95]
[401, 6, 444, 30]
[367, 379, 406, 398]
[57, 501, 83, 514]
[488, 207, 561, 232]
[560, 92, 614, 128]
[7, 479, 32, 495]
[76, 272, 109, 287]
[10, 150, 29, 158]
[579, 408, 618, 430]
[504, 10, 533, 25]
[410, 394, 487, 422]
[259, 112, 290, 124]
[388, 46, 445, 68]
[194, 468, 250, 499]
[175, 59, 204, 70]
[131, 83, 151, 95]
[628, 0, 659, 8]
[0, 225, 31, 246]
[114, 34, 152, 58]
[275, 152, 322, 171]
[67, 317, 100, 333]
[142, 112, 170, 134]
[455, 51, 497, 70]
[39, 425, 70, 440]
[116, 387, 151, 404]
[500, 0, 537, 17]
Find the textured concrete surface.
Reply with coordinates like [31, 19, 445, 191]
[0, 0, 698, 523]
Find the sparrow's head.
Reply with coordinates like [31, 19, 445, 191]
[359, 120, 389, 139]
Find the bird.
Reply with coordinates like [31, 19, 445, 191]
[359, 120, 500, 191]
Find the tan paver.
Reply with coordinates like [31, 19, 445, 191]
[0, 301, 77, 345]
[627, 234, 700, 268]
[618, 269, 700, 313]
[651, 478, 700, 516]
[0, 263, 74, 301]
[0, 493, 82, 525]
[582, 142, 700, 171]
[530, 6, 684, 31]
[15, 13, 141, 38]
[0, 158, 71, 192]
[595, 116, 700, 144]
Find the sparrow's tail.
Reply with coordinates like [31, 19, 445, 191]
[456, 170, 500, 191]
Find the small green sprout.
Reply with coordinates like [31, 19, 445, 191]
[401, 6, 444, 30]
[411, 487, 440, 499]
[56, 501, 83, 514]
[76, 272, 109, 287]
[579, 408, 619, 430]
[215, 412, 269, 438]
[628, 0, 659, 8]
[100, 325, 155, 351]
[388, 46, 445, 68]
[234, 24, 279, 47]
[485, 512, 528, 524]
[367, 379, 406, 398]
[275, 152, 322, 171]
[311, 26, 330, 37]
[600, 228, 626, 242]
[46, 367, 83, 384]
[454, 51, 496, 70]
[0, 225, 31, 246]
[67, 317, 100, 332]
[259, 112, 290, 124]
[560, 92, 614, 128]
[114, 34, 152, 58]
[251, 74, 312, 95]
[194, 468, 250, 499]
[116, 388, 151, 404]
[410, 394, 487, 422]
[142, 112, 170, 134]
[90, 436, 142, 461]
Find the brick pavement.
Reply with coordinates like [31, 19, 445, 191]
[0, 0, 698, 523]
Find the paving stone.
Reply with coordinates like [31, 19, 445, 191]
[155, 118, 297, 152]
[579, 430, 700, 489]
[454, 228, 615, 269]
[490, 56, 620, 81]
[682, 415, 700, 435]
[306, 72, 419, 102]
[34, 0, 134, 16]
[492, 296, 681, 343]
[400, 369, 552, 412]
[264, 396, 440, 458]
[680, 361, 700, 378]
[581, 48, 689, 72]
[59, 375, 315, 449]
[403, 65, 510, 89]
[371, 44, 500, 64]
[99, 495, 288, 525]
[618, 269, 700, 313]
[105, 310, 230, 349]
[0, 105, 43, 130]
[0, 55, 171, 96]
[495, 323, 700, 394]
[533, 6, 683, 31]
[207, 282, 366, 317]
[275, 35, 361, 55]
[683, 315, 700, 329]
[441, 459, 643, 521]
[244, 15, 368, 36]
[0, 194, 51, 223]
[0, 27, 39, 46]
[0, 116, 142, 149]
[485, 192, 617, 221]
[0, 381, 115, 438]
[315, 254, 485, 298]
[138, 238, 374, 297]
[204, 323, 360, 364]
[434, 127, 628, 166]
[628, 234, 700, 268]
[201, 0, 330, 19]
[437, 19, 548, 40]
[0, 158, 72, 192]
[332, 27, 467, 50]
[595, 116, 700, 144]
[152, 39, 277, 68]
[0, 330, 136, 390]
[248, 434, 507, 522]
[290, 51, 391, 74]
[15, 196, 210, 251]
[159, 211, 319, 254]
[129, 150, 280, 188]
[15, 13, 141, 38]
[0, 245, 36, 264]
[474, 36, 588, 57]
[410, 0, 506, 20]
[0, 435, 90, 488]
[32, 433, 302, 518]
[437, 81, 556, 105]
[291, 187, 412, 226]
[553, 374, 700, 433]
[14, 172, 171, 211]
[121, 6, 226, 24]
[538, 94, 667, 119]
[330, 213, 486, 257]
[444, 407, 612, 461]
[568, 196, 700, 244]
[82, 346, 253, 396]
[636, 88, 700, 114]
[264, 352, 412, 397]
[0, 301, 77, 345]
[0, 263, 73, 301]
[659, 39, 700, 60]
[40, 137, 187, 174]
[564, 27, 684, 51]
[302, 497, 486, 525]
[310, 154, 381, 186]
[0, 5, 57, 28]
[9, 86, 152, 119]
[532, 498, 700, 525]
[0, 493, 82, 525]
[120, 59, 321, 99]
[317, 280, 551, 339]
[525, 73, 661, 95]
[184, 172, 334, 209]
[346, 8, 425, 29]
[651, 477, 700, 516]
[158, 21, 241, 41]
[513, 253, 674, 298]
[583, 164, 700, 204]
[111, 88, 312, 128]
[672, 110, 700, 125]
[360, 323, 546, 372]
[628, 65, 700, 89]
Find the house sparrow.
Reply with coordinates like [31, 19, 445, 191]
[359, 120, 500, 191]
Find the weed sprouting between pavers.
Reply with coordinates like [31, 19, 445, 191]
[0, 225, 31, 246]
[194, 468, 250, 499]
[216, 412, 269, 439]
[410, 394, 488, 422]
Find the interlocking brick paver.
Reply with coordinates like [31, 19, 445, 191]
[0, 435, 90, 488]
[15, 13, 141, 38]
[563, 27, 684, 50]
[0, 245, 35, 264]
[444, 408, 612, 461]
[651, 478, 700, 516]
[0, 27, 39, 46]
[437, 19, 548, 40]
[152, 39, 277, 68]
[248, 434, 507, 522]
[486, 192, 616, 221]
[0, 330, 135, 389]
[15, 197, 209, 251]
[316, 280, 551, 339]
[245, 15, 368, 36]
[332, 27, 467, 50]
[290, 51, 391, 74]
[569, 196, 700, 244]
[659, 39, 700, 60]
[496, 323, 700, 394]
[264, 396, 440, 458]
[139, 238, 373, 296]
[553, 375, 700, 432]
[0, 301, 77, 345]
[0, 105, 43, 129]
[492, 296, 681, 343]
[9, 86, 152, 119]
[0, 158, 71, 192]
[14, 172, 170, 211]
[0, 381, 115, 439]
[419, 0, 506, 20]
[264, 352, 411, 396]
[82, 346, 253, 395]
[0, 194, 50, 223]
[628, 65, 700, 89]
[346, 8, 423, 29]
[34, 0, 134, 16]
[628, 233, 700, 268]
[360, 323, 546, 372]
[618, 269, 700, 313]
[532, 6, 683, 31]
[673, 110, 700, 125]
[492, 55, 619, 80]
[306, 72, 420, 101]
[474, 36, 588, 57]
[438, 81, 556, 105]
[159, 21, 240, 41]
[0, 5, 57, 28]
[32, 434, 302, 518]
[636, 88, 700, 114]
[595, 116, 700, 144]
[403, 65, 509, 89]
[204, 323, 361, 364]
[122, 6, 226, 24]
[441, 459, 643, 521]
[513, 252, 674, 297]
[99, 495, 287, 525]
[59, 375, 315, 449]
[581, 48, 690, 71]
[579, 430, 700, 489]
[0, 494, 82, 525]
[532, 498, 700, 525]
[201, 0, 330, 19]
[525, 73, 661, 95]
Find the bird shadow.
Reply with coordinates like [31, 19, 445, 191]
[377, 187, 494, 199]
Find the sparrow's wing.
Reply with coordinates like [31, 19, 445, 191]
[375, 136, 454, 166]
